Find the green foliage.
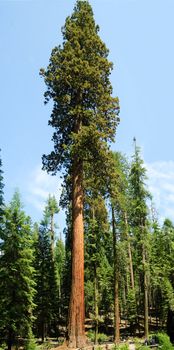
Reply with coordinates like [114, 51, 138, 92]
[41, 0, 119, 181]
[25, 328, 37, 350]
[0, 191, 35, 347]
[135, 345, 150, 350]
[37, 341, 53, 350]
[87, 330, 108, 343]
[112, 344, 129, 350]
[129, 145, 150, 228]
[85, 196, 113, 316]
[44, 194, 59, 219]
[155, 332, 174, 350]
[150, 218, 174, 323]
[127, 289, 137, 324]
[33, 216, 59, 340]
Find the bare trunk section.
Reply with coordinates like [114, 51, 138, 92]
[7, 329, 13, 350]
[68, 160, 86, 348]
[124, 212, 135, 290]
[142, 239, 149, 339]
[92, 207, 99, 345]
[112, 206, 120, 343]
[94, 263, 99, 345]
[50, 213, 54, 260]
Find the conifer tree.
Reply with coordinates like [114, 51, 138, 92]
[0, 191, 35, 350]
[85, 196, 111, 344]
[40, 1, 119, 346]
[55, 237, 65, 319]
[150, 218, 174, 331]
[44, 194, 59, 258]
[109, 152, 136, 339]
[33, 216, 58, 341]
[129, 140, 150, 338]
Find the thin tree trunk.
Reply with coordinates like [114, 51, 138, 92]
[92, 206, 99, 345]
[68, 160, 86, 348]
[7, 329, 13, 350]
[41, 321, 45, 343]
[141, 222, 149, 339]
[94, 263, 99, 344]
[112, 206, 120, 343]
[50, 213, 54, 260]
[124, 211, 135, 290]
[58, 281, 61, 318]
[142, 230, 149, 339]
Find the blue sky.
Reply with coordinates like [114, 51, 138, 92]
[1, 0, 174, 231]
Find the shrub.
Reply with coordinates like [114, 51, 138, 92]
[98, 333, 108, 343]
[112, 344, 129, 350]
[155, 332, 174, 350]
[87, 330, 108, 343]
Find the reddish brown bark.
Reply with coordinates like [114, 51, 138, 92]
[68, 160, 86, 348]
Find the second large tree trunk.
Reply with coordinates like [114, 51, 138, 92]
[68, 160, 86, 348]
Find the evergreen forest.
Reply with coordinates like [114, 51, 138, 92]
[1, 1, 174, 350]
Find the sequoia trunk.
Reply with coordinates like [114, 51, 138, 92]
[68, 160, 86, 348]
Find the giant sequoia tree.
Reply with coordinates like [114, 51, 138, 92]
[40, 1, 119, 347]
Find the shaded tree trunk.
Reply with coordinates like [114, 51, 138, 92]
[41, 320, 45, 343]
[7, 329, 13, 350]
[142, 243, 149, 339]
[50, 213, 54, 259]
[112, 206, 120, 343]
[142, 225, 149, 339]
[68, 160, 86, 348]
[94, 263, 99, 344]
[124, 211, 135, 290]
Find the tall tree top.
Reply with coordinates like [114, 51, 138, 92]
[129, 142, 150, 225]
[44, 194, 59, 218]
[41, 0, 119, 175]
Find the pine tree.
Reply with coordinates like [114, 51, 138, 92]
[0, 191, 35, 350]
[150, 218, 174, 332]
[85, 196, 112, 344]
[44, 194, 59, 258]
[55, 237, 65, 319]
[33, 216, 58, 341]
[40, 1, 119, 346]
[129, 140, 150, 338]
[109, 152, 136, 339]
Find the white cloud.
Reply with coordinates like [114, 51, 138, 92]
[24, 160, 174, 228]
[25, 164, 64, 224]
[146, 160, 174, 224]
